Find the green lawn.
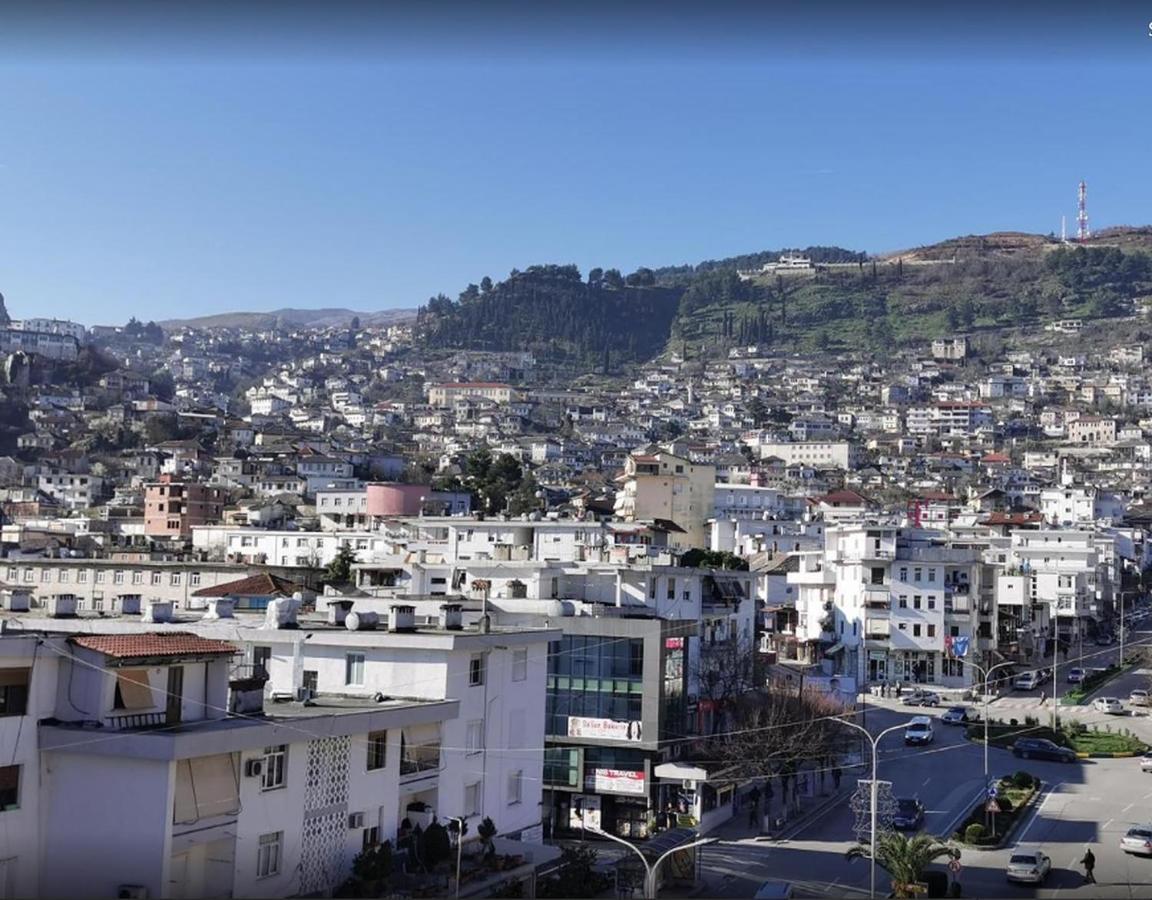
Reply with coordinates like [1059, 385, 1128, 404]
[968, 721, 1148, 754]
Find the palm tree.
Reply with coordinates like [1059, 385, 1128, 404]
[845, 831, 958, 898]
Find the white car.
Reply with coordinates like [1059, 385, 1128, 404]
[1141, 752, 1152, 773]
[1094, 697, 1125, 714]
[1014, 672, 1041, 690]
[903, 716, 935, 746]
[1121, 825, 1152, 856]
[1130, 690, 1150, 707]
[1006, 848, 1051, 884]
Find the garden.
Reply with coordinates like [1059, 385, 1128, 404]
[953, 771, 1038, 847]
[967, 715, 1148, 755]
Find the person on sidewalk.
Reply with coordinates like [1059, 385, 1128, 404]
[1080, 846, 1096, 884]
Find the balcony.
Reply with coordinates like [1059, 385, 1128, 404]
[400, 743, 441, 779]
[104, 711, 169, 730]
[863, 584, 890, 608]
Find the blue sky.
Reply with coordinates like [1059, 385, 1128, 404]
[0, 3, 1149, 324]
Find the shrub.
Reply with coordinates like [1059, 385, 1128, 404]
[1012, 770, 1035, 789]
[995, 795, 1015, 813]
[1010, 718, 1019, 727]
[1024, 715, 1038, 728]
[964, 823, 986, 844]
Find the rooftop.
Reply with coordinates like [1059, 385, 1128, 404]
[69, 632, 237, 661]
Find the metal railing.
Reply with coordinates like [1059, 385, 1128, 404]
[104, 711, 168, 730]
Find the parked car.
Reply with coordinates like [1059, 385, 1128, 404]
[941, 706, 975, 725]
[1121, 825, 1152, 856]
[1006, 848, 1051, 884]
[1067, 667, 1087, 684]
[892, 798, 924, 831]
[1140, 751, 1152, 773]
[904, 716, 935, 746]
[1094, 697, 1125, 715]
[1012, 737, 1078, 763]
[1130, 690, 1150, 707]
[1014, 671, 1042, 690]
[900, 690, 941, 707]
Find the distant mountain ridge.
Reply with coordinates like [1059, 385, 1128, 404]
[158, 307, 417, 331]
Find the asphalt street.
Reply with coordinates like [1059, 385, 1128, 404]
[699, 620, 1152, 898]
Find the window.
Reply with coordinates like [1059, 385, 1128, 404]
[362, 825, 380, 851]
[132, 570, 143, 585]
[252, 646, 271, 679]
[367, 731, 387, 771]
[469, 653, 486, 687]
[0, 766, 18, 811]
[257, 831, 282, 878]
[666, 577, 676, 601]
[261, 746, 287, 791]
[512, 648, 528, 682]
[507, 770, 523, 805]
[346, 653, 365, 686]
[898, 596, 908, 609]
[913, 624, 922, 637]
[303, 670, 318, 692]
[77, 569, 87, 584]
[3, 569, 13, 583]
[464, 782, 481, 817]
[58, 570, 69, 583]
[913, 568, 922, 581]
[927, 598, 936, 610]
[0, 670, 29, 718]
[92, 594, 104, 612]
[913, 596, 922, 610]
[40, 570, 50, 583]
[466, 720, 484, 755]
[113, 571, 125, 585]
[927, 624, 937, 638]
[95, 570, 106, 584]
[21, 570, 31, 584]
[190, 572, 201, 587]
[151, 572, 162, 586]
[927, 569, 936, 583]
[171, 573, 182, 587]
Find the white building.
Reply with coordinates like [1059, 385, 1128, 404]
[757, 441, 861, 470]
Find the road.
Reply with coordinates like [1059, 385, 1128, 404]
[697, 621, 1152, 898]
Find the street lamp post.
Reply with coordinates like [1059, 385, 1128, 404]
[968, 660, 1018, 830]
[447, 815, 470, 900]
[834, 717, 915, 900]
[587, 828, 716, 900]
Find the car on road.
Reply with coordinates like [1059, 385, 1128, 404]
[1067, 667, 1087, 683]
[1093, 697, 1125, 714]
[1140, 752, 1152, 773]
[892, 798, 925, 831]
[1121, 825, 1152, 856]
[904, 716, 935, 746]
[1014, 671, 1042, 690]
[900, 690, 941, 707]
[941, 706, 975, 725]
[1096, 634, 1115, 646]
[1006, 848, 1051, 884]
[1012, 737, 1078, 763]
[1131, 690, 1150, 707]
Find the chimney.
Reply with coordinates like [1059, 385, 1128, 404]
[346, 610, 380, 631]
[439, 603, 463, 631]
[327, 599, 355, 627]
[389, 604, 417, 633]
[142, 601, 174, 623]
[263, 596, 300, 630]
[120, 595, 142, 615]
[202, 597, 235, 620]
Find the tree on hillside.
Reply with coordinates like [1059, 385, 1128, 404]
[480, 276, 494, 293]
[602, 268, 624, 289]
[587, 267, 604, 286]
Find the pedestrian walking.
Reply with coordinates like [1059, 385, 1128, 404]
[1080, 846, 1096, 884]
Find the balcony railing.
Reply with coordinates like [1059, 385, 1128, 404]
[104, 711, 168, 730]
[400, 744, 441, 777]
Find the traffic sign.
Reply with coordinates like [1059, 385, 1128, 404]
[948, 859, 962, 875]
[985, 799, 1002, 813]
[986, 786, 998, 799]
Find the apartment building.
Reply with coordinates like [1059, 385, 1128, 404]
[613, 448, 715, 549]
[37, 472, 103, 510]
[757, 441, 861, 470]
[427, 382, 516, 407]
[144, 477, 227, 540]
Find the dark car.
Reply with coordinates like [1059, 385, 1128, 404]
[1012, 737, 1077, 763]
[892, 797, 925, 831]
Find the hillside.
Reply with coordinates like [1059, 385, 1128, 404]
[158, 306, 416, 331]
[416, 265, 681, 370]
[414, 228, 1152, 367]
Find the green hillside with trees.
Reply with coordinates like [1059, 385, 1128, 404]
[415, 233, 1152, 367]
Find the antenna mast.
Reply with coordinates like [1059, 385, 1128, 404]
[1077, 180, 1090, 242]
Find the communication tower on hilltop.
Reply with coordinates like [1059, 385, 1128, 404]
[1077, 180, 1090, 242]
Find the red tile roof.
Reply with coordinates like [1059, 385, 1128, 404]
[193, 572, 304, 598]
[70, 633, 237, 660]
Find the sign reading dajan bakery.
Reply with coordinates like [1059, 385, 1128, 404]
[586, 768, 647, 796]
[567, 716, 643, 742]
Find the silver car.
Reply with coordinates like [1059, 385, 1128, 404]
[1130, 690, 1150, 707]
[1093, 697, 1124, 714]
[1121, 826, 1152, 856]
[1141, 752, 1152, 773]
[1006, 848, 1051, 884]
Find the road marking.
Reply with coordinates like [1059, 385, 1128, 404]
[1014, 782, 1060, 845]
[922, 777, 931, 787]
[1103, 818, 1114, 829]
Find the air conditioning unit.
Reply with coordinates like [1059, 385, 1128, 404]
[348, 812, 365, 829]
[118, 887, 149, 900]
[244, 758, 265, 778]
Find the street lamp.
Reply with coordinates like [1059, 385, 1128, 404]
[834, 717, 915, 900]
[586, 827, 716, 900]
[967, 660, 1018, 790]
[447, 815, 470, 900]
